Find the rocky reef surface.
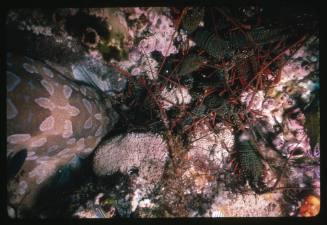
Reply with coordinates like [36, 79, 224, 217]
[6, 6, 319, 218]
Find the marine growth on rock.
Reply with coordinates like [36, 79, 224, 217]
[6, 5, 319, 218]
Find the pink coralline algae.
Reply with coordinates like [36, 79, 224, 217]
[127, 8, 179, 57]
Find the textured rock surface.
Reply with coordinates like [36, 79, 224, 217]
[183, 122, 234, 195]
[93, 133, 168, 181]
[93, 133, 169, 212]
[6, 53, 118, 213]
[206, 191, 283, 217]
[155, 122, 235, 217]
[6, 6, 319, 218]
[160, 87, 192, 110]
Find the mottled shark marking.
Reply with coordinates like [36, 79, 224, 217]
[7, 54, 114, 211]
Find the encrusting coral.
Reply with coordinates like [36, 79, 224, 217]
[93, 133, 169, 212]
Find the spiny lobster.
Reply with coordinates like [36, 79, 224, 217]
[179, 7, 308, 193]
[234, 129, 266, 193]
[181, 7, 298, 61]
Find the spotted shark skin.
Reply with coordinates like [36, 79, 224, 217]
[6, 53, 116, 212]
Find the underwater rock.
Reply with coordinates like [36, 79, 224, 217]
[156, 122, 234, 217]
[207, 191, 283, 216]
[93, 133, 169, 212]
[239, 37, 318, 161]
[160, 86, 192, 110]
[6, 9, 84, 66]
[73, 193, 117, 218]
[115, 7, 181, 76]
[89, 8, 132, 54]
[280, 48, 316, 85]
[240, 90, 265, 112]
[134, 8, 178, 57]
[6, 7, 319, 218]
[184, 122, 233, 196]
[6, 26, 85, 67]
[6, 54, 118, 214]
[188, 122, 234, 172]
[140, 56, 159, 80]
